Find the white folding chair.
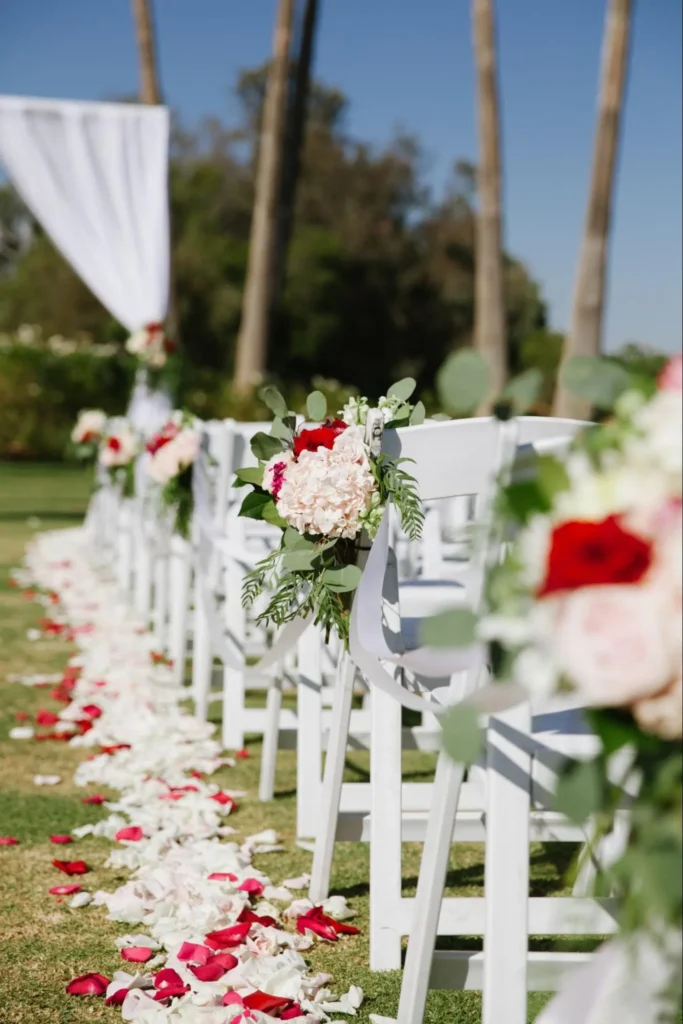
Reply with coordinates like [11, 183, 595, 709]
[309, 417, 609, 1014]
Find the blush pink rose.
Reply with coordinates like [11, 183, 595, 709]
[552, 584, 675, 706]
[633, 674, 682, 740]
[659, 353, 682, 392]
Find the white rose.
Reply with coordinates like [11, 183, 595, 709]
[148, 442, 182, 485]
[552, 584, 676, 706]
[72, 409, 107, 443]
[633, 675, 682, 740]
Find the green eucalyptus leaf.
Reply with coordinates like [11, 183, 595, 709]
[306, 390, 328, 422]
[262, 502, 288, 529]
[555, 758, 604, 824]
[430, 413, 451, 422]
[282, 549, 318, 571]
[251, 432, 287, 462]
[239, 491, 271, 520]
[261, 386, 288, 418]
[409, 401, 426, 426]
[441, 705, 484, 765]
[387, 377, 417, 402]
[284, 527, 310, 549]
[502, 368, 543, 414]
[560, 356, 633, 410]
[437, 349, 491, 415]
[271, 417, 294, 441]
[234, 466, 264, 487]
[322, 565, 363, 592]
[536, 455, 570, 501]
[420, 607, 478, 648]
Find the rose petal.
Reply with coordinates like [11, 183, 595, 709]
[210, 792, 236, 809]
[176, 942, 211, 965]
[36, 710, 60, 726]
[115, 826, 144, 842]
[81, 704, 103, 719]
[243, 992, 292, 1013]
[82, 795, 107, 805]
[66, 972, 109, 996]
[207, 872, 237, 882]
[50, 835, 73, 844]
[52, 859, 89, 875]
[0, 837, 19, 846]
[204, 923, 250, 950]
[105, 988, 128, 1007]
[238, 878, 265, 897]
[121, 947, 154, 963]
[49, 884, 82, 895]
[238, 907, 278, 928]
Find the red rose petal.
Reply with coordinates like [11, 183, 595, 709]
[0, 837, 19, 846]
[121, 946, 154, 963]
[53, 859, 89, 875]
[176, 942, 211, 965]
[153, 968, 190, 1001]
[81, 704, 103, 719]
[238, 878, 265, 897]
[188, 960, 229, 982]
[207, 872, 237, 882]
[115, 826, 144, 842]
[238, 907, 278, 928]
[50, 835, 73, 844]
[49, 884, 82, 895]
[66, 972, 109, 996]
[210, 791, 236, 808]
[105, 988, 128, 1006]
[243, 992, 292, 1013]
[296, 906, 360, 942]
[282, 1006, 305, 1020]
[36, 709, 60, 725]
[15, 712, 30, 722]
[82, 794, 106, 804]
[235, 748, 250, 760]
[204, 923, 250, 950]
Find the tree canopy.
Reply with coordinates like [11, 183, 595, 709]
[0, 67, 548, 412]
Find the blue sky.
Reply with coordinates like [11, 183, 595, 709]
[1, 0, 681, 353]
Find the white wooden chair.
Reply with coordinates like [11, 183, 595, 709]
[308, 417, 613, 1021]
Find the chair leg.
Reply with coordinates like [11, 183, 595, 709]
[396, 750, 465, 1024]
[168, 536, 192, 686]
[370, 683, 403, 971]
[482, 703, 532, 1024]
[222, 576, 246, 751]
[309, 652, 355, 904]
[296, 627, 323, 841]
[191, 579, 212, 721]
[259, 674, 282, 802]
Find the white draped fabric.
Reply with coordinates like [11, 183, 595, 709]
[0, 95, 170, 332]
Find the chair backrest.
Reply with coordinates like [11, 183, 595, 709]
[384, 416, 589, 503]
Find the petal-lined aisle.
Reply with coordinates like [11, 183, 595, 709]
[7, 527, 364, 1023]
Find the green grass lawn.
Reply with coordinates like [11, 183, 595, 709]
[0, 462, 591, 1023]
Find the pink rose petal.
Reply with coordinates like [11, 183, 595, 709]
[50, 835, 73, 844]
[50, 884, 82, 895]
[208, 872, 238, 882]
[0, 837, 19, 846]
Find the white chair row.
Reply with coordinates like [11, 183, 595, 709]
[88, 411, 619, 1024]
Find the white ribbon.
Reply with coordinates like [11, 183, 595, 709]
[537, 931, 682, 1024]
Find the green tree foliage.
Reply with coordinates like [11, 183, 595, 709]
[0, 68, 547, 418]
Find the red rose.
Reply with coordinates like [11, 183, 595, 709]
[539, 515, 653, 597]
[293, 419, 347, 458]
[146, 421, 179, 456]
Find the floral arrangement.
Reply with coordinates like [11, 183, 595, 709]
[71, 409, 107, 461]
[126, 322, 174, 369]
[437, 353, 683, 1011]
[237, 380, 425, 641]
[145, 412, 200, 539]
[98, 422, 139, 497]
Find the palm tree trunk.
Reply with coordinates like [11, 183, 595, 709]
[554, 0, 633, 419]
[234, 0, 296, 397]
[131, 0, 162, 105]
[275, 0, 320, 297]
[472, 0, 507, 411]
